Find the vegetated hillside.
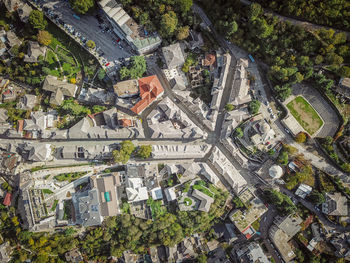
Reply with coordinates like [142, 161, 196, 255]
[118, 0, 197, 44]
[201, 0, 350, 101]
[252, 0, 350, 31]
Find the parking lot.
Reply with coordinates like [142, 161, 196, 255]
[32, 0, 132, 70]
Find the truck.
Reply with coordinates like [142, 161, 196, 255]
[73, 14, 80, 20]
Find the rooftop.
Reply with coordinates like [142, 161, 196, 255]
[162, 43, 185, 69]
[42, 75, 77, 105]
[113, 79, 139, 97]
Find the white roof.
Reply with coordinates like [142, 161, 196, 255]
[295, 184, 312, 199]
[199, 163, 219, 185]
[209, 147, 247, 194]
[151, 187, 163, 200]
[126, 187, 148, 202]
[164, 187, 176, 202]
[269, 165, 283, 178]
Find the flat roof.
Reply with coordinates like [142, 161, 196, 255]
[113, 79, 139, 97]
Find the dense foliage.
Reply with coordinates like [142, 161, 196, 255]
[253, 0, 350, 31]
[201, 0, 350, 101]
[3, 185, 228, 262]
[263, 188, 297, 215]
[119, 0, 195, 43]
[69, 0, 95, 14]
[119, 56, 147, 80]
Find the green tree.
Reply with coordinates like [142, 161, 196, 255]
[97, 68, 106, 80]
[120, 140, 135, 155]
[308, 190, 325, 205]
[86, 40, 96, 49]
[225, 103, 234, 111]
[160, 11, 178, 37]
[234, 127, 243, 138]
[248, 3, 262, 21]
[197, 254, 207, 263]
[178, 0, 193, 13]
[112, 149, 130, 164]
[137, 145, 152, 159]
[249, 100, 261, 114]
[176, 26, 190, 40]
[29, 10, 47, 30]
[70, 0, 94, 14]
[278, 151, 289, 165]
[295, 132, 307, 143]
[339, 66, 350, 77]
[37, 30, 52, 46]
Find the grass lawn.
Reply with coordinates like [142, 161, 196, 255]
[50, 200, 58, 212]
[54, 171, 88, 182]
[193, 184, 215, 198]
[184, 197, 193, 206]
[42, 189, 53, 195]
[286, 96, 323, 135]
[147, 198, 166, 218]
[251, 219, 260, 231]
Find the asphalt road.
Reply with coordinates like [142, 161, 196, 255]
[41, 0, 131, 65]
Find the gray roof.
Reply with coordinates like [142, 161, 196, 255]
[0, 109, 8, 123]
[6, 31, 21, 47]
[76, 189, 103, 227]
[91, 174, 120, 217]
[162, 43, 185, 69]
[322, 192, 348, 216]
[17, 3, 32, 23]
[24, 41, 46, 63]
[191, 189, 214, 213]
[273, 214, 302, 238]
[27, 144, 51, 162]
[102, 108, 118, 129]
[18, 94, 37, 110]
[42, 76, 77, 105]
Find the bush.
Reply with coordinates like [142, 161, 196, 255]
[249, 100, 261, 114]
[295, 132, 307, 143]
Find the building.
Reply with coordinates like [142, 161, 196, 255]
[162, 43, 185, 69]
[131, 75, 164, 114]
[65, 249, 83, 263]
[74, 173, 121, 227]
[295, 183, 312, 199]
[235, 242, 269, 263]
[90, 174, 121, 217]
[113, 79, 139, 98]
[213, 223, 238, 244]
[21, 143, 52, 162]
[208, 147, 247, 194]
[229, 188, 267, 237]
[322, 192, 348, 216]
[3, 192, 11, 206]
[17, 94, 37, 110]
[24, 41, 47, 63]
[269, 213, 302, 262]
[0, 241, 12, 262]
[17, 3, 32, 23]
[42, 75, 78, 106]
[336, 77, 350, 100]
[152, 144, 209, 159]
[98, 0, 161, 54]
[269, 165, 283, 179]
[191, 189, 214, 213]
[147, 97, 206, 139]
[230, 58, 251, 106]
[125, 177, 148, 203]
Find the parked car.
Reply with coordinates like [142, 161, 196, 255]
[284, 128, 290, 134]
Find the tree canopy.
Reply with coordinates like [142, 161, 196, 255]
[29, 10, 47, 30]
[69, 0, 94, 14]
[37, 30, 52, 46]
[119, 56, 147, 80]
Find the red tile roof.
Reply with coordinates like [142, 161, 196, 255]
[3, 192, 11, 206]
[17, 119, 24, 132]
[131, 75, 163, 114]
[119, 119, 132, 127]
[203, 53, 216, 66]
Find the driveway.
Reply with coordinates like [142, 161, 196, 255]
[292, 84, 341, 137]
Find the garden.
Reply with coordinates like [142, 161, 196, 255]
[54, 171, 88, 183]
[286, 96, 323, 135]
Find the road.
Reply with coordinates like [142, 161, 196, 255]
[279, 186, 350, 232]
[238, 0, 350, 38]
